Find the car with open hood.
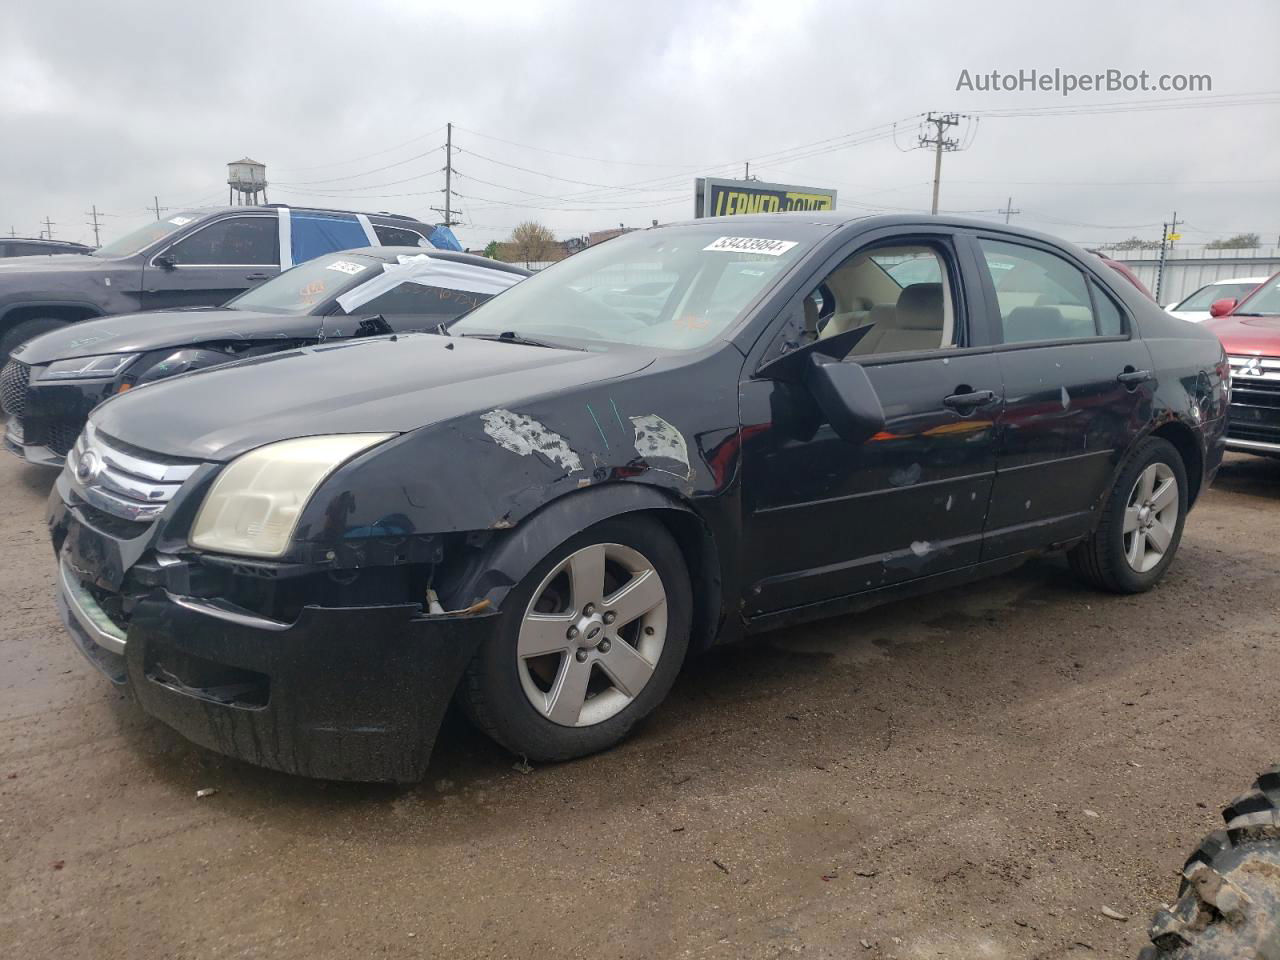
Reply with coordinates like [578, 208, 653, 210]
[46, 213, 1228, 781]
[2, 248, 527, 466]
[1203, 270, 1280, 456]
[0, 204, 456, 359]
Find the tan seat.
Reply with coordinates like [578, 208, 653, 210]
[851, 283, 945, 355]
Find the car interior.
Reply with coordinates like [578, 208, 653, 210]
[805, 245, 956, 355]
[980, 240, 1098, 342]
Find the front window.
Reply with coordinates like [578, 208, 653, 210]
[224, 253, 382, 314]
[1175, 281, 1263, 312]
[448, 226, 812, 350]
[92, 214, 201, 258]
[1235, 276, 1280, 316]
[166, 216, 278, 265]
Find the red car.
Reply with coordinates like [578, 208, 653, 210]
[1204, 270, 1280, 456]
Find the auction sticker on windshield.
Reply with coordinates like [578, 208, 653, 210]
[326, 260, 367, 276]
[703, 236, 799, 256]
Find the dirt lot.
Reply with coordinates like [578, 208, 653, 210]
[2, 452, 1278, 960]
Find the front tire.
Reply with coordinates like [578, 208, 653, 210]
[1069, 437, 1188, 594]
[460, 516, 692, 762]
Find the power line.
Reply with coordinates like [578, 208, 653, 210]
[968, 90, 1280, 119]
[274, 124, 446, 174]
[273, 145, 444, 186]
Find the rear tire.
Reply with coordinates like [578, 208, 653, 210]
[460, 516, 691, 762]
[1139, 767, 1280, 958]
[1, 317, 70, 360]
[1069, 437, 1188, 593]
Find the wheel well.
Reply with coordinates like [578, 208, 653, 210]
[645, 508, 723, 654]
[1151, 421, 1204, 506]
[1, 304, 99, 333]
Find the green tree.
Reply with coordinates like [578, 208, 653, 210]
[483, 240, 500, 260]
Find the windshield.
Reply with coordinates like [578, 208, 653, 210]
[92, 213, 203, 258]
[1176, 280, 1263, 312]
[1235, 276, 1280, 316]
[224, 253, 382, 314]
[448, 225, 812, 350]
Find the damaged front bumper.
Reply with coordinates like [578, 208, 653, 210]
[4, 416, 66, 468]
[49, 492, 498, 783]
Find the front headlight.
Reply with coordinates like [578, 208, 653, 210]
[190, 434, 394, 558]
[41, 353, 139, 380]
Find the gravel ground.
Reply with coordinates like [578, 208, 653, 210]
[2, 451, 1278, 960]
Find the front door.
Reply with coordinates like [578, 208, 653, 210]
[740, 230, 1004, 615]
[968, 235, 1155, 557]
[140, 214, 280, 310]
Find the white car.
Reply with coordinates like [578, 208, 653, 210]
[1166, 276, 1269, 322]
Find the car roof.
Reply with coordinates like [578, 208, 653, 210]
[656, 210, 1105, 250]
[326, 246, 532, 277]
[7, 237, 92, 246]
[173, 205, 433, 226]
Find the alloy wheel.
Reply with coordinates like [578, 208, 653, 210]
[517, 542, 668, 727]
[1123, 461, 1179, 574]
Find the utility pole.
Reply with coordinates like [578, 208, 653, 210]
[444, 121, 453, 226]
[999, 196, 1020, 224]
[430, 122, 462, 227]
[1154, 211, 1181, 305]
[744, 161, 757, 181]
[918, 112, 960, 215]
[85, 204, 102, 247]
[42, 216, 55, 240]
[152, 196, 163, 220]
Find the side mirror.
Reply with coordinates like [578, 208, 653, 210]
[1209, 298, 1238, 318]
[154, 252, 177, 271]
[804, 353, 886, 444]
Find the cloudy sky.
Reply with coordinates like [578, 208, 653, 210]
[3, 0, 1278, 251]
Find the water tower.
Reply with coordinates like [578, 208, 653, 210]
[227, 158, 268, 206]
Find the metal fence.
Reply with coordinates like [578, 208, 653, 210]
[1106, 246, 1280, 305]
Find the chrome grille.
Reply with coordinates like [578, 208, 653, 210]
[1227, 355, 1280, 446]
[66, 422, 201, 522]
[1, 359, 29, 417]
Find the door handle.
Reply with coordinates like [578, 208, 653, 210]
[943, 388, 997, 413]
[245, 272, 270, 281]
[1117, 368, 1153, 388]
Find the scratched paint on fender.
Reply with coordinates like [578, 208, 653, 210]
[481, 409, 583, 473]
[630, 414, 692, 480]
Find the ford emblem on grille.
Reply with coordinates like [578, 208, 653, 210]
[74, 449, 102, 484]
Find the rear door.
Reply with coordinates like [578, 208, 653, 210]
[140, 214, 280, 309]
[739, 228, 1005, 614]
[969, 235, 1154, 557]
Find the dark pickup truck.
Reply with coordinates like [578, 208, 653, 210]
[0, 205, 451, 357]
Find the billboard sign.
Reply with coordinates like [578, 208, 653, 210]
[695, 177, 837, 218]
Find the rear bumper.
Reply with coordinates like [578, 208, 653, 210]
[50, 498, 497, 783]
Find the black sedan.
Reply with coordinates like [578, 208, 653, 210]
[3, 247, 528, 465]
[46, 213, 1227, 781]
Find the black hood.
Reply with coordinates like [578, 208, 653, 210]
[90, 333, 654, 461]
[15, 308, 329, 364]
